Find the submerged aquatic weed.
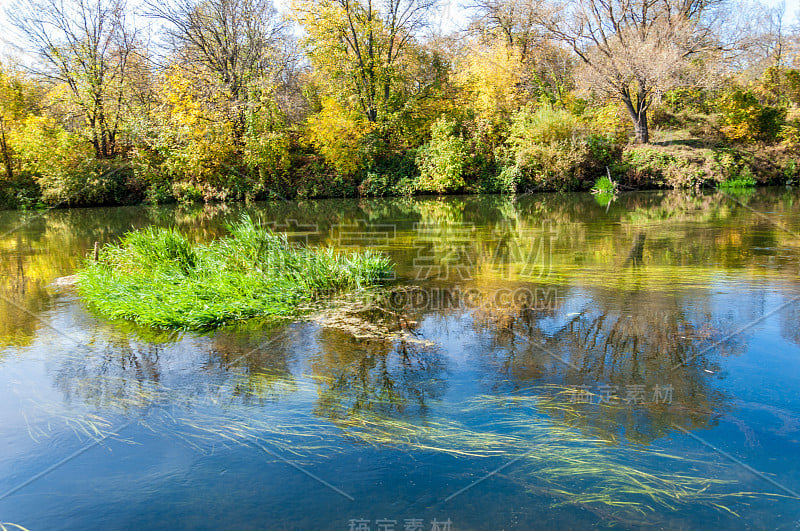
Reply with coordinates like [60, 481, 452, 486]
[77, 215, 393, 329]
[29, 362, 779, 526]
[155, 382, 773, 524]
[331, 394, 755, 521]
[0, 524, 32, 531]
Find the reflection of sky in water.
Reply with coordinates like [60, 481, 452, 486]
[0, 191, 799, 528]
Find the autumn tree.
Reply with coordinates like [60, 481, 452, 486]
[9, 0, 139, 158]
[544, 0, 726, 143]
[293, 0, 438, 124]
[0, 63, 36, 180]
[468, 0, 573, 104]
[146, 0, 294, 143]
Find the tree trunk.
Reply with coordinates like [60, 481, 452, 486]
[622, 91, 650, 144]
[633, 111, 649, 144]
[0, 118, 13, 180]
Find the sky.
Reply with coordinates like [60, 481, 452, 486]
[0, 0, 797, 63]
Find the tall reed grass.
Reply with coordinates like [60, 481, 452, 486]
[78, 215, 392, 329]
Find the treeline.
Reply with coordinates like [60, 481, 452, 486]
[0, 0, 799, 208]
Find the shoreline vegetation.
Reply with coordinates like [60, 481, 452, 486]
[1, 0, 799, 209]
[77, 216, 392, 329]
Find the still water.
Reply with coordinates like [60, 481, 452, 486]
[1, 190, 799, 529]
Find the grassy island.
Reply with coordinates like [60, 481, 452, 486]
[77, 217, 392, 329]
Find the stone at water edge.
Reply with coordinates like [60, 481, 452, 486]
[49, 275, 78, 288]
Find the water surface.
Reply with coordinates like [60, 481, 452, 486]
[1, 190, 799, 529]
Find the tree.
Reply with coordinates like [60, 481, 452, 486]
[146, 0, 293, 143]
[0, 61, 42, 181]
[293, 0, 437, 123]
[544, 0, 725, 143]
[9, 0, 138, 158]
[465, 0, 574, 110]
[456, 39, 525, 121]
[0, 68, 24, 180]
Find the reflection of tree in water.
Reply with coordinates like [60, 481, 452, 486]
[52, 321, 300, 412]
[54, 330, 166, 412]
[780, 301, 800, 349]
[469, 281, 751, 443]
[205, 324, 298, 404]
[2, 187, 799, 349]
[6, 187, 800, 444]
[310, 323, 447, 423]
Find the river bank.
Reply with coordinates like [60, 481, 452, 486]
[2, 131, 797, 210]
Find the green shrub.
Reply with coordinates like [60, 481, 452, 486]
[171, 181, 207, 203]
[245, 131, 291, 186]
[415, 117, 467, 193]
[508, 106, 584, 145]
[510, 140, 588, 191]
[461, 118, 501, 192]
[0, 168, 39, 209]
[716, 89, 785, 142]
[357, 148, 418, 197]
[504, 107, 621, 192]
[495, 164, 521, 193]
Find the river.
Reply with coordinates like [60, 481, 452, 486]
[0, 190, 799, 529]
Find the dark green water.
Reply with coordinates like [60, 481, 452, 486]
[1, 190, 799, 529]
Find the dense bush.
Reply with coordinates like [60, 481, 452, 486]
[502, 106, 622, 192]
[508, 106, 584, 145]
[780, 107, 800, 151]
[716, 89, 785, 143]
[510, 141, 594, 191]
[0, 169, 39, 209]
[582, 103, 629, 142]
[414, 117, 467, 193]
[461, 118, 502, 192]
[244, 130, 292, 193]
[358, 148, 418, 197]
[9, 117, 135, 206]
[613, 145, 777, 189]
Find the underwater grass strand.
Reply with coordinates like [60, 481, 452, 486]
[77, 215, 393, 329]
[132, 378, 779, 521]
[20, 352, 780, 525]
[0, 524, 32, 531]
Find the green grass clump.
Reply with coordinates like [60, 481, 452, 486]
[77, 216, 392, 329]
[591, 175, 618, 194]
[718, 174, 757, 189]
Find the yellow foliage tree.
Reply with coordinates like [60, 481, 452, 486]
[457, 40, 524, 122]
[305, 99, 375, 176]
[292, 0, 436, 124]
[156, 66, 240, 196]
